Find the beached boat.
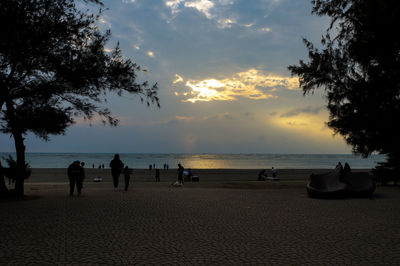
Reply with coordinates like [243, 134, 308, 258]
[307, 168, 376, 198]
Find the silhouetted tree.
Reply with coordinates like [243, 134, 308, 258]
[289, 0, 400, 173]
[0, 0, 159, 196]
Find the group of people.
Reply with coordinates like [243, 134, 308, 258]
[336, 161, 351, 174]
[67, 154, 132, 196]
[67, 161, 86, 196]
[258, 167, 279, 181]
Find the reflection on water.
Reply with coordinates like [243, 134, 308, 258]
[0, 153, 386, 169]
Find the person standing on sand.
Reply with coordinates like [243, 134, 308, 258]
[123, 166, 131, 191]
[272, 167, 277, 178]
[110, 154, 124, 190]
[178, 163, 184, 185]
[155, 169, 160, 182]
[80, 162, 86, 188]
[67, 161, 84, 196]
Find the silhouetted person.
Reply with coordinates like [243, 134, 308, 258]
[163, 163, 166, 170]
[123, 166, 131, 191]
[344, 162, 351, 173]
[81, 161, 86, 188]
[178, 164, 184, 185]
[272, 167, 277, 178]
[149, 164, 152, 170]
[187, 168, 193, 181]
[110, 154, 124, 190]
[155, 169, 160, 182]
[258, 169, 267, 181]
[92, 163, 95, 168]
[166, 163, 169, 170]
[336, 161, 343, 170]
[102, 164, 104, 169]
[67, 161, 84, 196]
[153, 163, 155, 169]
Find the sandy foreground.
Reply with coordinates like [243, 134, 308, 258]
[1, 168, 400, 265]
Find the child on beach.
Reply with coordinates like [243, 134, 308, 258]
[123, 166, 131, 191]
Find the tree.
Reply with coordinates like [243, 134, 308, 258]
[0, 0, 159, 196]
[288, 0, 400, 173]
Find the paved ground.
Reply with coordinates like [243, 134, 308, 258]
[1, 182, 400, 265]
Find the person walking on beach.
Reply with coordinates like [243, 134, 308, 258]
[272, 167, 277, 178]
[155, 168, 160, 182]
[123, 166, 131, 191]
[178, 164, 184, 185]
[67, 161, 84, 196]
[110, 154, 124, 190]
[80, 161, 86, 188]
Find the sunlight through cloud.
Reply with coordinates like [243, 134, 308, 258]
[173, 69, 299, 103]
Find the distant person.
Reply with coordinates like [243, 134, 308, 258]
[258, 169, 267, 181]
[102, 164, 104, 169]
[344, 162, 351, 173]
[336, 162, 343, 171]
[166, 163, 169, 170]
[178, 163, 184, 185]
[163, 163, 166, 170]
[109, 154, 124, 190]
[155, 168, 160, 182]
[98, 164, 101, 169]
[149, 164, 152, 171]
[272, 167, 277, 178]
[92, 163, 95, 168]
[187, 168, 193, 181]
[153, 163, 155, 169]
[123, 166, 131, 191]
[67, 161, 84, 196]
[80, 161, 86, 187]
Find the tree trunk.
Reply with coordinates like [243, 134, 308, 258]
[13, 130, 26, 196]
[5, 100, 26, 196]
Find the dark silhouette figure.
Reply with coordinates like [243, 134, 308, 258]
[155, 169, 160, 182]
[166, 163, 169, 170]
[344, 162, 351, 173]
[272, 167, 277, 178]
[110, 154, 124, 189]
[67, 161, 84, 196]
[178, 164, 184, 185]
[149, 164, 152, 170]
[123, 166, 131, 191]
[258, 169, 267, 181]
[336, 162, 343, 170]
[163, 163, 166, 170]
[102, 164, 104, 169]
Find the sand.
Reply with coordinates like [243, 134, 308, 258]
[2, 168, 399, 265]
[26, 168, 371, 183]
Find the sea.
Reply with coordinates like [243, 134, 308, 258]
[0, 153, 386, 169]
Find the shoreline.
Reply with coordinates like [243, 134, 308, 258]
[22, 168, 372, 183]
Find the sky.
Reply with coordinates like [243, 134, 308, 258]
[1, 0, 353, 154]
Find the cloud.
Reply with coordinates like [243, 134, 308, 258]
[173, 74, 184, 83]
[184, 0, 214, 19]
[165, 0, 185, 14]
[280, 106, 325, 117]
[173, 68, 299, 103]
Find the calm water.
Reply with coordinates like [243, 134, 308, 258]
[0, 153, 385, 169]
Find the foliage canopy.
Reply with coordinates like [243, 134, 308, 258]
[0, 0, 159, 195]
[289, 0, 400, 170]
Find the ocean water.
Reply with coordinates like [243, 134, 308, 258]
[0, 153, 386, 169]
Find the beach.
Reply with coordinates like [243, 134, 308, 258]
[1, 168, 400, 264]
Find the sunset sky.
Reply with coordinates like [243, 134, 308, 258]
[0, 0, 352, 154]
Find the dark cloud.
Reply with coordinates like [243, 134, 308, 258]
[280, 106, 324, 117]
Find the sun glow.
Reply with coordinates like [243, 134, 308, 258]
[173, 69, 299, 103]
